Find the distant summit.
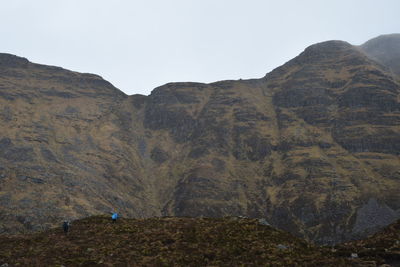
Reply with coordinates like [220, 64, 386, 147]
[360, 33, 400, 76]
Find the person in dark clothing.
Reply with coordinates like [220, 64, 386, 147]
[63, 221, 69, 234]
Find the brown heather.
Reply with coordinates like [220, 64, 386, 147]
[0, 216, 370, 266]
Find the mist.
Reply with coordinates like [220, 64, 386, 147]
[0, 0, 399, 95]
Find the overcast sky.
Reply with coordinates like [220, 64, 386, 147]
[1, 0, 399, 95]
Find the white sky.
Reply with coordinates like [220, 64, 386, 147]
[1, 0, 399, 95]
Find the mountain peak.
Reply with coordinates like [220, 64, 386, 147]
[294, 40, 359, 64]
[360, 33, 400, 76]
[0, 53, 29, 68]
[265, 39, 367, 81]
[304, 40, 353, 51]
[362, 33, 400, 46]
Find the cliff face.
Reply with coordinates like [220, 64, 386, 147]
[0, 35, 399, 244]
[0, 55, 159, 233]
[260, 40, 400, 243]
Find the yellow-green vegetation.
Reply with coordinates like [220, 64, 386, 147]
[0, 215, 359, 266]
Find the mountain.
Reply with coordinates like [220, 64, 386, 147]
[360, 34, 400, 77]
[0, 34, 399, 245]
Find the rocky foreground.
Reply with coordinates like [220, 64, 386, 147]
[1, 216, 399, 266]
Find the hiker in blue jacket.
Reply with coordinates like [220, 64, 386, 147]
[112, 212, 118, 223]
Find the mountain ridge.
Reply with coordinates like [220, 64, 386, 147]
[0, 34, 399, 245]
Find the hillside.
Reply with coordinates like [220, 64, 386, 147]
[335, 219, 400, 266]
[0, 34, 399, 244]
[0, 216, 358, 266]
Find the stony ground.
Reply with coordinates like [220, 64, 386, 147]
[334, 219, 400, 266]
[0, 215, 364, 266]
[2, 216, 400, 266]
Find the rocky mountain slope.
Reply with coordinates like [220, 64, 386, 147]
[0, 34, 399, 244]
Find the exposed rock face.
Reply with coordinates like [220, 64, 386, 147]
[0, 34, 400, 244]
[0, 55, 157, 233]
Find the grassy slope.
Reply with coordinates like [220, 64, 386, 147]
[0, 215, 358, 266]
